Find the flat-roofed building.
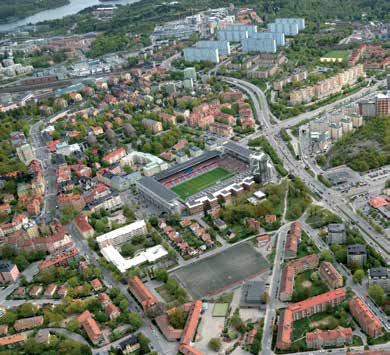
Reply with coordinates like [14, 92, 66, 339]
[368, 267, 390, 292]
[96, 220, 147, 248]
[347, 244, 367, 266]
[327, 223, 346, 244]
[136, 176, 182, 214]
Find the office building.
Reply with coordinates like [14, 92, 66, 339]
[250, 151, 273, 184]
[183, 47, 219, 63]
[196, 40, 231, 55]
[242, 38, 277, 53]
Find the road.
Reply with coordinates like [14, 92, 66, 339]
[221, 76, 390, 353]
[29, 120, 57, 216]
[223, 77, 390, 261]
[262, 223, 291, 352]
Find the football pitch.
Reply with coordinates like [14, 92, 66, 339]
[171, 167, 234, 200]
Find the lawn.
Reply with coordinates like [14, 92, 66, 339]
[292, 313, 340, 341]
[323, 50, 351, 59]
[292, 270, 329, 302]
[171, 167, 234, 199]
[212, 303, 229, 317]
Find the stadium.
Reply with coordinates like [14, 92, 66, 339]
[136, 141, 272, 215]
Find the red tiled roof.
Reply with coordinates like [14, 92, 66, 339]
[306, 326, 352, 342]
[288, 288, 346, 314]
[0, 334, 25, 346]
[368, 196, 388, 209]
[128, 276, 157, 310]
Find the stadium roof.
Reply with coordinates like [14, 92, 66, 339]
[154, 150, 221, 180]
[137, 176, 178, 201]
[223, 141, 252, 160]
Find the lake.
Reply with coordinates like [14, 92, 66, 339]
[0, 0, 139, 32]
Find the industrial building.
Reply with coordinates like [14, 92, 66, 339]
[196, 40, 231, 56]
[241, 38, 277, 53]
[183, 47, 220, 63]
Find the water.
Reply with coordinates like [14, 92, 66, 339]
[0, 0, 139, 32]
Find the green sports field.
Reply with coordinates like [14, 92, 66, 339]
[212, 303, 229, 317]
[171, 167, 234, 200]
[323, 50, 351, 59]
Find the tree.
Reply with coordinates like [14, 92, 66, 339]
[260, 292, 269, 304]
[138, 332, 150, 353]
[168, 308, 188, 329]
[121, 243, 135, 257]
[352, 269, 365, 284]
[149, 215, 158, 227]
[0, 310, 17, 326]
[368, 284, 385, 306]
[155, 269, 168, 283]
[208, 338, 222, 352]
[320, 249, 334, 262]
[128, 313, 143, 331]
[66, 319, 80, 332]
[19, 302, 36, 318]
[119, 299, 129, 312]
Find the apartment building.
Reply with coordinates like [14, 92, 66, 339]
[349, 297, 383, 337]
[306, 326, 352, 349]
[142, 118, 163, 133]
[319, 261, 343, 289]
[128, 276, 159, 311]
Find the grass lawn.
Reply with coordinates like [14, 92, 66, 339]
[292, 270, 329, 302]
[296, 231, 320, 258]
[212, 303, 229, 317]
[181, 229, 204, 248]
[323, 50, 351, 59]
[292, 313, 339, 341]
[171, 167, 234, 199]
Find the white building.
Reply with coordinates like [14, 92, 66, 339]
[101, 244, 168, 273]
[96, 220, 147, 248]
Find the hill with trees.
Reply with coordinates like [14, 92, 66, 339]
[320, 116, 390, 172]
